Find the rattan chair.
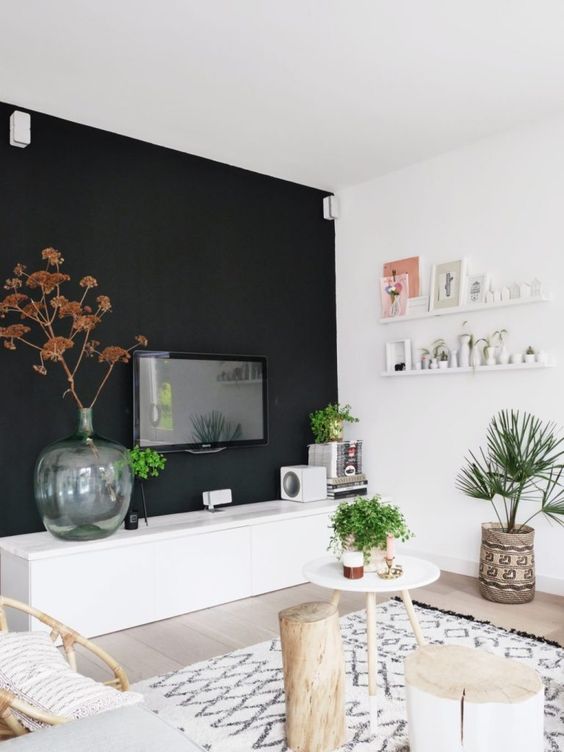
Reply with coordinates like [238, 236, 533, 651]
[0, 596, 129, 739]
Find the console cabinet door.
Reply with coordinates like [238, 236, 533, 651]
[155, 527, 252, 619]
[30, 543, 156, 637]
[251, 512, 332, 594]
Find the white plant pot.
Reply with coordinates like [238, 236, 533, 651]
[438, 361, 448, 370]
[536, 351, 548, 365]
[525, 354, 536, 364]
[430, 358, 438, 370]
[510, 353, 524, 364]
[497, 344, 510, 365]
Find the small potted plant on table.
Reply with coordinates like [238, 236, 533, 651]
[128, 446, 167, 525]
[329, 496, 413, 571]
[456, 409, 564, 603]
[309, 403, 359, 443]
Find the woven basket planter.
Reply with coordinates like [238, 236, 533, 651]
[479, 523, 535, 604]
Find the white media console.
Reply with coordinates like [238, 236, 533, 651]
[0, 499, 340, 637]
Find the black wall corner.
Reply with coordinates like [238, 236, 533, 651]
[0, 101, 337, 535]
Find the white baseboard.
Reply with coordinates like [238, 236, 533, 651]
[404, 547, 564, 597]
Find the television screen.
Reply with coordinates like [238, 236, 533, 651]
[133, 351, 268, 451]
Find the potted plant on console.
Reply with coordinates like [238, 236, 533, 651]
[0, 248, 147, 541]
[457, 409, 564, 603]
[329, 495, 413, 571]
[128, 446, 167, 526]
[309, 403, 359, 443]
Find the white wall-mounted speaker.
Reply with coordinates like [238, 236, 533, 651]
[323, 195, 339, 220]
[10, 111, 31, 148]
[281, 465, 327, 502]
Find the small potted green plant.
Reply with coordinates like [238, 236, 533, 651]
[329, 496, 413, 571]
[524, 346, 536, 364]
[457, 409, 564, 603]
[309, 403, 359, 443]
[128, 446, 167, 525]
[438, 351, 449, 370]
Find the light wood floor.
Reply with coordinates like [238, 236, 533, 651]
[78, 571, 564, 685]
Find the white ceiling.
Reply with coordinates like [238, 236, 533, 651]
[3, 1, 564, 190]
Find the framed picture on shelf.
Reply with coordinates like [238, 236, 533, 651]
[385, 339, 412, 372]
[429, 258, 467, 312]
[380, 273, 409, 318]
[383, 256, 420, 297]
[465, 273, 490, 305]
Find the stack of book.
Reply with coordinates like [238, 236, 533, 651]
[326, 473, 368, 500]
[308, 440, 368, 500]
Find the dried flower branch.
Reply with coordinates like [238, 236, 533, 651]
[0, 248, 147, 408]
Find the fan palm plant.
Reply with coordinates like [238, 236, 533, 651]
[456, 409, 564, 533]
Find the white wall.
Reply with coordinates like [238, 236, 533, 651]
[335, 113, 564, 595]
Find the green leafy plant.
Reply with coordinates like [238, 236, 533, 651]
[526, 345, 535, 355]
[191, 411, 242, 443]
[456, 409, 564, 533]
[439, 351, 449, 362]
[431, 338, 448, 359]
[128, 446, 166, 480]
[329, 496, 413, 559]
[309, 402, 359, 443]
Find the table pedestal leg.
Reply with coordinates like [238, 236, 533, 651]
[366, 592, 378, 733]
[401, 589, 425, 647]
[331, 590, 341, 607]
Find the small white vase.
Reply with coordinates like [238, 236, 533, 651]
[449, 349, 458, 368]
[525, 354, 536, 364]
[458, 335, 471, 368]
[430, 358, 438, 370]
[484, 346, 497, 367]
[510, 353, 523, 364]
[497, 344, 510, 365]
[470, 344, 482, 368]
[536, 351, 548, 365]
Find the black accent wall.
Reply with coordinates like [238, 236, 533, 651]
[0, 101, 337, 536]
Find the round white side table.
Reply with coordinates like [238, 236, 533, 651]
[303, 554, 440, 734]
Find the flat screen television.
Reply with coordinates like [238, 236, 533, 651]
[133, 351, 268, 452]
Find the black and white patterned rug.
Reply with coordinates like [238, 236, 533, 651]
[133, 599, 564, 751]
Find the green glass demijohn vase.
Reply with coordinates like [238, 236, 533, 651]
[34, 408, 133, 541]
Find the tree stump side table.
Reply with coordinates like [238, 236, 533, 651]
[279, 601, 346, 752]
[303, 554, 440, 734]
[405, 644, 544, 752]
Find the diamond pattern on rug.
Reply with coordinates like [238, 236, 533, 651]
[133, 599, 564, 751]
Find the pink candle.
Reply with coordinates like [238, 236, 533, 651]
[386, 534, 395, 560]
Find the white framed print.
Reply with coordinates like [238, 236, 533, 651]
[385, 339, 412, 373]
[429, 258, 468, 312]
[466, 273, 491, 305]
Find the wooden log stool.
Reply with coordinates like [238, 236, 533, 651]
[405, 645, 544, 752]
[279, 602, 346, 752]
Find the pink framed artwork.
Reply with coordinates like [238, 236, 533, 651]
[380, 273, 409, 318]
[383, 256, 420, 298]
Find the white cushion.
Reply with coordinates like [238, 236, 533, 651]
[0, 631, 143, 730]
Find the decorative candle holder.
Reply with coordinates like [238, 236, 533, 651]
[342, 551, 364, 580]
[377, 556, 403, 579]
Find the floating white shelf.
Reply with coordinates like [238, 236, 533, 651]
[381, 362, 555, 377]
[379, 294, 551, 325]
